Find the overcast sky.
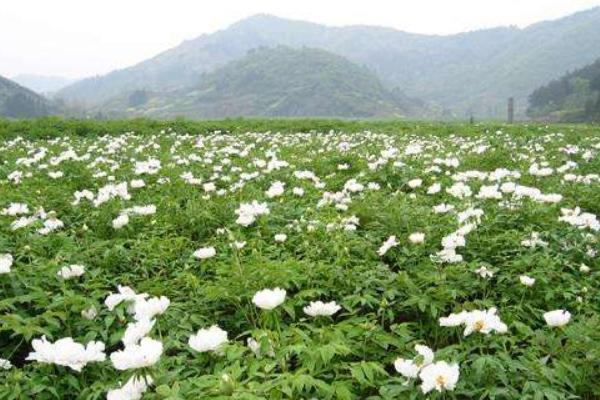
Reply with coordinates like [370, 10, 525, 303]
[1, 0, 599, 79]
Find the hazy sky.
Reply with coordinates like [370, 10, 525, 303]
[2, 0, 599, 79]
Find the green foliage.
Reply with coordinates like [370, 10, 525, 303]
[0, 119, 599, 399]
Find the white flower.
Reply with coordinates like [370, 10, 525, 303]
[440, 308, 507, 336]
[439, 311, 468, 327]
[475, 266, 494, 279]
[394, 358, 420, 379]
[378, 235, 398, 256]
[57, 264, 85, 279]
[0, 254, 13, 274]
[231, 241, 246, 249]
[81, 306, 97, 320]
[543, 309, 571, 327]
[1, 203, 29, 216]
[247, 338, 261, 356]
[26, 336, 106, 371]
[580, 264, 591, 273]
[133, 296, 170, 321]
[409, 232, 425, 244]
[519, 275, 535, 286]
[112, 214, 129, 229]
[105, 285, 149, 311]
[122, 319, 156, 347]
[303, 301, 341, 317]
[252, 288, 286, 310]
[130, 179, 146, 188]
[0, 358, 12, 370]
[107, 375, 153, 400]
[419, 361, 460, 394]
[427, 183, 441, 194]
[292, 187, 304, 196]
[110, 337, 163, 370]
[193, 247, 216, 259]
[394, 343, 436, 379]
[462, 308, 507, 336]
[235, 201, 269, 226]
[408, 178, 423, 189]
[274, 233, 287, 243]
[266, 181, 285, 198]
[188, 325, 228, 353]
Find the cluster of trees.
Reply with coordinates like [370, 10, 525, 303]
[528, 59, 600, 122]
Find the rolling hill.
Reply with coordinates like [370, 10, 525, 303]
[0, 75, 55, 118]
[56, 7, 600, 119]
[94, 47, 424, 119]
[528, 59, 600, 122]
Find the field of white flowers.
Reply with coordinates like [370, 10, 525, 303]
[0, 121, 599, 399]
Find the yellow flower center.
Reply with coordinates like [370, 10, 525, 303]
[436, 375, 446, 387]
[474, 320, 485, 331]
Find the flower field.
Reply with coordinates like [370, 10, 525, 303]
[0, 119, 599, 399]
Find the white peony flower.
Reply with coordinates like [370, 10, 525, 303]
[303, 301, 341, 317]
[107, 375, 153, 400]
[193, 247, 216, 259]
[419, 361, 460, 394]
[57, 264, 85, 279]
[0, 254, 13, 274]
[543, 309, 571, 327]
[266, 181, 285, 198]
[0, 358, 12, 370]
[122, 319, 156, 347]
[394, 344, 435, 379]
[408, 178, 423, 189]
[475, 266, 494, 279]
[519, 275, 535, 286]
[252, 288, 286, 310]
[188, 325, 228, 353]
[409, 232, 425, 244]
[105, 286, 149, 311]
[378, 235, 398, 256]
[112, 214, 129, 229]
[26, 336, 106, 371]
[133, 296, 170, 322]
[81, 306, 97, 320]
[110, 337, 163, 370]
[274, 233, 287, 243]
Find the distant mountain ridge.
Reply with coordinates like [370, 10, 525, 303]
[0, 75, 55, 118]
[57, 7, 600, 119]
[94, 46, 425, 119]
[11, 74, 75, 94]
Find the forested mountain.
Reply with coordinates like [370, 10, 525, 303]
[94, 47, 425, 119]
[0, 75, 55, 118]
[56, 7, 600, 119]
[528, 59, 600, 122]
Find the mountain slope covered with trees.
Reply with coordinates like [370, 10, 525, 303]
[0, 75, 55, 118]
[95, 47, 424, 119]
[528, 59, 600, 122]
[57, 8, 600, 119]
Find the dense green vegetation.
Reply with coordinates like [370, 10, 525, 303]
[0, 76, 55, 118]
[0, 118, 599, 398]
[56, 8, 600, 119]
[528, 59, 600, 122]
[94, 47, 423, 119]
